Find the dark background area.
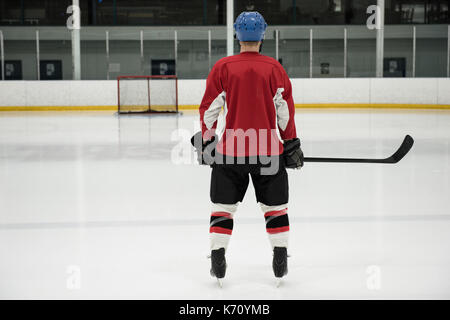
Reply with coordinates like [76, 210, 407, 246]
[0, 0, 449, 26]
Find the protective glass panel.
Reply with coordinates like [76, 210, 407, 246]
[279, 27, 310, 78]
[142, 30, 175, 77]
[177, 30, 209, 79]
[384, 25, 415, 77]
[346, 26, 376, 77]
[39, 29, 72, 80]
[80, 29, 107, 80]
[415, 25, 447, 77]
[3, 38, 36, 80]
[312, 29, 345, 78]
[108, 30, 141, 79]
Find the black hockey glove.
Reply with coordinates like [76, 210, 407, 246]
[283, 138, 304, 169]
[190, 131, 217, 166]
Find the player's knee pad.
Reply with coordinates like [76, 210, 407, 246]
[210, 202, 238, 235]
[260, 203, 289, 234]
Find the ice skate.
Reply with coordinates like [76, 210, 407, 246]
[210, 248, 226, 287]
[273, 247, 288, 287]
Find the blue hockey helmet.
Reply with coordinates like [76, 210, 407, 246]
[234, 11, 268, 42]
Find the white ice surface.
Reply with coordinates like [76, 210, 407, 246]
[0, 109, 449, 299]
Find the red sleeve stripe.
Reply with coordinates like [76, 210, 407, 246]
[266, 226, 290, 234]
[210, 226, 233, 235]
[211, 212, 232, 218]
[264, 208, 287, 218]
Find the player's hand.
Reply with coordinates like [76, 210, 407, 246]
[283, 138, 304, 169]
[190, 131, 217, 165]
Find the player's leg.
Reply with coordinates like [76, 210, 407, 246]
[208, 202, 236, 281]
[250, 158, 290, 278]
[209, 163, 250, 279]
[260, 202, 289, 279]
[260, 203, 289, 250]
[209, 202, 238, 251]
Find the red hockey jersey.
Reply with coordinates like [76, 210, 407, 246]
[199, 51, 297, 157]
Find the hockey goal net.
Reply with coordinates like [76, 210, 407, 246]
[118, 75, 178, 114]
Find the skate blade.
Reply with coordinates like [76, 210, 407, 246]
[216, 278, 223, 288]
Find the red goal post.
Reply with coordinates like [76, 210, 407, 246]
[117, 75, 178, 114]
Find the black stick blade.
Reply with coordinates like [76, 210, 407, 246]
[384, 134, 414, 163]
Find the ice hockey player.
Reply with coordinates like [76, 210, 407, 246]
[192, 11, 303, 286]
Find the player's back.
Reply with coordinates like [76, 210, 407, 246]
[221, 52, 280, 133]
[200, 51, 296, 157]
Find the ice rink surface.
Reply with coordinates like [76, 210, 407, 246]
[0, 109, 449, 299]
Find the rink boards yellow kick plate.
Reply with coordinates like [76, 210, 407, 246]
[0, 103, 450, 111]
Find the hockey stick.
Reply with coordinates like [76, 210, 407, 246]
[303, 135, 414, 164]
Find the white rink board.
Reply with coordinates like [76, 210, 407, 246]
[0, 78, 449, 108]
[0, 81, 117, 107]
[292, 79, 371, 104]
[370, 78, 439, 105]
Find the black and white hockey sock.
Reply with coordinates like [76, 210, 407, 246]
[209, 203, 238, 250]
[260, 203, 289, 249]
